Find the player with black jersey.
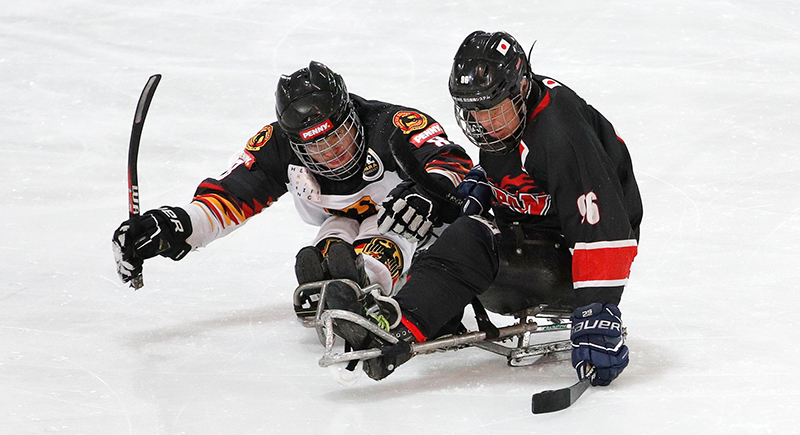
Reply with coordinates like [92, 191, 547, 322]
[112, 62, 472, 315]
[324, 32, 642, 385]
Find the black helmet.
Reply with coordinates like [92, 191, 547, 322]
[449, 31, 532, 153]
[276, 61, 365, 180]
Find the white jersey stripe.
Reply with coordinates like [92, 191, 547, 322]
[573, 278, 629, 289]
[426, 168, 462, 187]
[572, 239, 638, 252]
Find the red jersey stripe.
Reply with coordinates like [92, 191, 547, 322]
[572, 240, 638, 288]
[529, 90, 551, 120]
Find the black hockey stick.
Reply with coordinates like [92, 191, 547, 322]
[126, 74, 162, 290]
[531, 366, 595, 414]
[387, 129, 465, 209]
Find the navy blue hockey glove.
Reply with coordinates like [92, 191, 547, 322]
[570, 303, 629, 386]
[377, 180, 443, 243]
[112, 206, 193, 284]
[456, 166, 493, 216]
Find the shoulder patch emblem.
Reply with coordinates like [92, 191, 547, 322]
[362, 149, 384, 181]
[392, 111, 428, 134]
[542, 78, 561, 89]
[246, 125, 273, 151]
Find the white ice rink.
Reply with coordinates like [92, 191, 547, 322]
[2, 1, 799, 433]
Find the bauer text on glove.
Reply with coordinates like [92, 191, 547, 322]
[570, 302, 629, 386]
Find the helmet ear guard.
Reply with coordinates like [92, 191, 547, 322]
[276, 62, 366, 180]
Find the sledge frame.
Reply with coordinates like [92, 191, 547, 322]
[292, 280, 574, 368]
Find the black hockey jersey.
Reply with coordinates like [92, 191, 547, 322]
[479, 75, 643, 295]
[184, 94, 472, 248]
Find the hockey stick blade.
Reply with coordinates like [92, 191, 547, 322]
[126, 74, 162, 290]
[531, 367, 595, 414]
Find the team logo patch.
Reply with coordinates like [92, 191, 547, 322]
[246, 125, 273, 151]
[392, 111, 428, 134]
[356, 237, 404, 279]
[493, 173, 551, 215]
[300, 119, 333, 141]
[362, 149, 384, 181]
[499, 173, 539, 194]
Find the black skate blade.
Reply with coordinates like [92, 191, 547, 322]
[531, 376, 591, 414]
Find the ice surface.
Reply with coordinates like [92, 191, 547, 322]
[2, 1, 799, 433]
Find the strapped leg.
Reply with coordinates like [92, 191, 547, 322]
[394, 215, 500, 338]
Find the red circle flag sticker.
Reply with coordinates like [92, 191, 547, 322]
[497, 39, 510, 55]
[543, 78, 561, 89]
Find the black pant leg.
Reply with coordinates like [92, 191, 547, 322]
[394, 216, 499, 338]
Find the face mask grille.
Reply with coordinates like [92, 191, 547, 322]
[289, 110, 365, 180]
[454, 92, 527, 154]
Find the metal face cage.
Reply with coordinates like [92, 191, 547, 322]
[454, 91, 527, 153]
[289, 111, 365, 181]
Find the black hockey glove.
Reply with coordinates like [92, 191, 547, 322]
[456, 166, 493, 216]
[570, 303, 629, 386]
[377, 179, 448, 243]
[112, 206, 193, 284]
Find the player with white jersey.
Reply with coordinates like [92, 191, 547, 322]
[324, 32, 643, 385]
[112, 61, 472, 316]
